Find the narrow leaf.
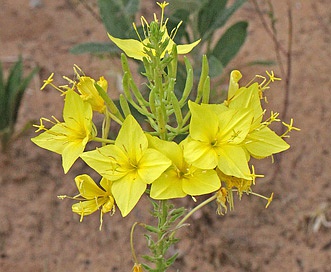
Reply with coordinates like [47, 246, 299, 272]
[198, 0, 227, 38]
[212, 21, 248, 67]
[98, 0, 140, 38]
[10, 66, 39, 126]
[202, 0, 246, 42]
[70, 42, 121, 55]
[208, 55, 224, 78]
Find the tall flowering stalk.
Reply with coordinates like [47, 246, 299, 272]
[32, 2, 299, 271]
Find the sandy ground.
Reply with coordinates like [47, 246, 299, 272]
[0, 0, 331, 271]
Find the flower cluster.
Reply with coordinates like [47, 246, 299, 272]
[31, 1, 298, 234]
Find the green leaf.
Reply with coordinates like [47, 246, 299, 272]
[198, 0, 227, 38]
[10, 66, 39, 127]
[167, 9, 190, 43]
[201, 0, 246, 42]
[245, 59, 276, 66]
[6, 57, 23, 105]
[208, 55, 224, 77]
[0, 62, 5, 125]
[70, 42, 121, 55]
[1, 57, 23, 130]
[212, 21, 248, 67]
[167, 0, 205, 12]
[98, 0, 140, 39]
[166, 252, 179, 267]
[0, 61, 4, 93]
[0, 58, 38, 151]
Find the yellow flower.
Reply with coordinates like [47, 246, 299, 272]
[147, 135, 220, 199]
[217, 169, 253, 196]
[184, 101, 253, 179]
[224, 71, 290, 158]
[244, 126, 290, 158]
[80, 115, 172, 216]
[108, 2, 200, 60]
[31, 90, 96, 173]
[227, 70, 242, 100]
[71, 174, 115, 229]
[215, 187, 228, 215]
[76, 76, 107, 113]
[132, 263, 144, 272]
[108, 31, 200, 61]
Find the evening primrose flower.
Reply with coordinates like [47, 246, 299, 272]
[147, 135, 220, 199]
[184, 101, 253, 179]
[217, 168, 254, 196]
[224, 71, 290, 158]
[132, 263, 144, 272]
[244, 126, 290, 158]
[108, 2, 200, 60]
[31, 90, 96, 173]
[226, 75, 263, 131]
[80, 115, 172, 217]
[76, 76, 108, 113]
[59, 174, 115, 230]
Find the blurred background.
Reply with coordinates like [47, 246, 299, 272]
[0, 0, 330, 271]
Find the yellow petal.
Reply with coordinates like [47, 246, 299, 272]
[108, 33, 146, 60]
[176, 39, 201, 54]
[77, 76, 105, 113]
[97, 76, 108, 92]
[63, 90, 93, 129]
[146, 134, 183, 169]
[137, 148, 172, 184]
[183, 138, 218, 169]
[100, 177, 113, 193]
[217, 145, 251, 179]
[101, 196, 115, 214]
[116, 115, 148, 161]
[150, 170, 186, 199]
[227, 83, 263, 131]
[188, 101, 219, 143]
[112, 177, 147, 217]
[217, 108, 252, 144]
[72, 198, 106, 216]
[245, 127, 290, 158]
[182, 169, 220, 196]
[62, 140, 86, 173]
[80, 145, 119, 179]
[74, 174, 106, 199]
[227, 70, 242, 100]
[31, 124, 67, 154]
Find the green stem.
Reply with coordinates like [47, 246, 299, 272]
[101, 110, 111, 146]
[170, 194, 217, 239]
[131, 222, 144, 264]
[155, 199, 169, 271]
[92, 137, 115, 144]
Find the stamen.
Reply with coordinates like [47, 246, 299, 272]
[157, 1, 169, 26]
[248, 191, 274, 208]
[248, 165, 264, 185]
[140, 16, 149, 39]
[79, 201, 85, 222]
[99, 210, 104, 231]
[73, 64, 85, 77]
[40, 73, 54, 90]
[63, 76, 76, 85]
[133, 23, 143, 42]
[266, 70, 281, 82]
[281, 118, 300, 137]
[170, 20, 182, 40]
